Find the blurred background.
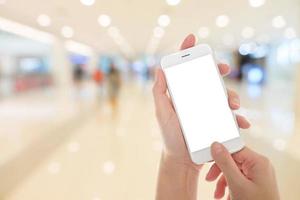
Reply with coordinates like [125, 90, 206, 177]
[0, 0, 300, 199]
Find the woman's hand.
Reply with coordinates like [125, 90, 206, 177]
[206, 142, 280, 200]
[153, 34, 250, 170]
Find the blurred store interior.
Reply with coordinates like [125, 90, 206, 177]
[0, 0, 300, 199]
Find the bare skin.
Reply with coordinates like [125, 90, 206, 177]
[154, 34, 280, 200]
[207, 142, 280, 200]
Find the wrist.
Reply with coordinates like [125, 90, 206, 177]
[156, 152, 201, 200]
[162, 151, 203, 172]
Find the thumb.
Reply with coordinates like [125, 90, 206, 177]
[211, 142, 246, 187]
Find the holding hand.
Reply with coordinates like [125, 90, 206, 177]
[154, 34, 251, 200]
[206, 142, 280, 200]
[153, 34, 250, 170]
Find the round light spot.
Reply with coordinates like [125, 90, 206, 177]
[272, 16, 286, 29]
[248, 0, 265, 8]
[158, 14, 170, 27]
[166, 0, 181, 6]
[37, 14, 51, 27]
[68, 142, 80, 153]
[102, 161, 115, 175]
[80, 0, 95, 6]
[48, 162, 61, 174]
[98, 14, 111, 27]
[61, 26, 74, 38]
[0, 0, 7, 5]
[216, 15, 230, 28]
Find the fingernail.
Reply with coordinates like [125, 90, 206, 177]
[245, 119, 251, 127]
[212, 142, 223, 154]
[232, 97, 240, 107]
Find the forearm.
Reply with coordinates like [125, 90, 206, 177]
[155, 152, 200, 200]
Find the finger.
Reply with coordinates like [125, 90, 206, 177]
[214, 175, 227, 199]
[232, 147, 258, 163]
[206, 163, 221, 181]
[227, 89, 240, 110]
[236, 114, 251, 129]
[218, 63, 231, 76]
[152, 68, 174, 119]
[211, 142, 247, 187]
[180, 34, 196, 50]
[232, 146, 266, 179]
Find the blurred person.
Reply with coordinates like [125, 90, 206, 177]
[93, 68, 105, 97]
[153, 34, 280, 200]
[73, 64, 84, 86]
[107, 63, 121, 112]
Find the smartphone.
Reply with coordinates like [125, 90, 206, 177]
[161, 44, 244, 164]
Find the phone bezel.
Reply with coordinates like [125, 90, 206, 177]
[160, 44, 244, 164]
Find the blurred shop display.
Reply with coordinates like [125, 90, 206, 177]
[0, 31, 52, 97]
[15, 56, 52, 92]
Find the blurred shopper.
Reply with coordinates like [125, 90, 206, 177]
[153, 34, 280, 200]
[93, 68, 104, 97]
[107, 64, 121, 112]
[73, 64, 84, 86]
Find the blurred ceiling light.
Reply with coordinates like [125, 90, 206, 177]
[198, 27, 210, 38]
[272, 16, 286, 28]
[158, 14, 170, 27]
[216, 15, 230, 28]
[248, 0, 265, 7]
[166, 0, 181, 6]
[98, 14, 111, 27]
[80, 0, 95, 6]
[65, 40, 93, 56]
[284, 27, 297, 39]
[241, 26, 255, 39]
[0, 0, 7, 5]
[61, 26, 74, 38]
[0, 17, 54, 44]
[153, 26, 165, 38]
[102, 161, 116, 175]
[37, 14, 51, 27]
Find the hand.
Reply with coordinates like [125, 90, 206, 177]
[206, 142, 280, 200]
[152, 34, 250, 170]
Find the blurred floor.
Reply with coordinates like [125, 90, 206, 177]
[0, 81, 300, 200]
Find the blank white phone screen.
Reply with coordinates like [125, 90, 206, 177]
[164, 54, 239, 152]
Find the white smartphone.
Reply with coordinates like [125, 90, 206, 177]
[161, 44, 244, 164]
